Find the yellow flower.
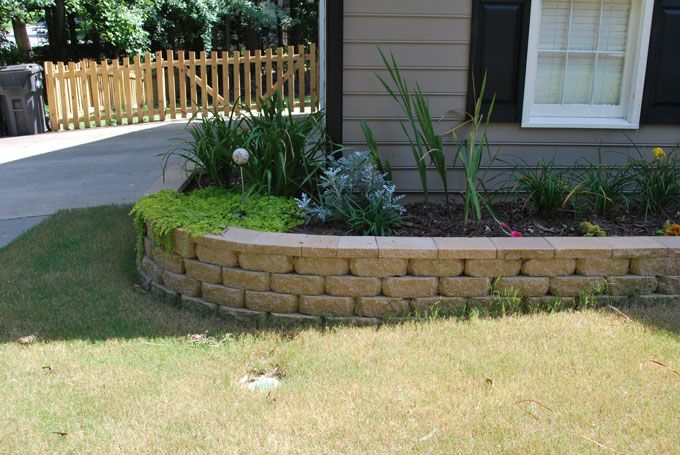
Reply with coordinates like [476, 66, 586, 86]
[652, 147, 666, 159]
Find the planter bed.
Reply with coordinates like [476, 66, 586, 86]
[291, 201, 680, 238]
[140, 227, 680, 325]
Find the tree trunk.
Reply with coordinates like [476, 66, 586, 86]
[45, 0, 68, 61]
[12, 20, 32, 54]
[224, 17, 231, 51]
[246, 28, 259, 51]
[289, 0, 300, 45]
[68, 14, 78, 46]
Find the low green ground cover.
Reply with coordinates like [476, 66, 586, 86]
[131, 187, 303, 256]
[1, 207, 679, 453]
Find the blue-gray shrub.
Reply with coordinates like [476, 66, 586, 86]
[297, 151, 405, 236]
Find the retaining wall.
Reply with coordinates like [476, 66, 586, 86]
[140, 227, 680, 325]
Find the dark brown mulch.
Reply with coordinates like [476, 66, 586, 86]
[290, 201, 680, 237]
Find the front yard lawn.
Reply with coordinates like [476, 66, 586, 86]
[0, 206, 678, 453]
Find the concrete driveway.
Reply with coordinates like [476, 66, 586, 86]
[0, 121, 191, 248]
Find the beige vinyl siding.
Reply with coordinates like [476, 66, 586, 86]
[342, 0, 680, 193]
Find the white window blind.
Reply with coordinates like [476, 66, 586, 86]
[535, 0, 632, 106]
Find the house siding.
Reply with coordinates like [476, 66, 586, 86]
[342, 0, 680, 193]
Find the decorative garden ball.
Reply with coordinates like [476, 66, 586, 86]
[233, 148, 250, 166]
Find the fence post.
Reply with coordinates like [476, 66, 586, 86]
[166, 50, 177, 119]
[156, 51, 166, 121]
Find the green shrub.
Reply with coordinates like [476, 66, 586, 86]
[297, 151, 405, 236]
[512, 158, 572, 217]
[163, 106, 247, 189]
[131, 188, 303, 260]
[240, 93, 330, 197]
[628, 147, 680, 216]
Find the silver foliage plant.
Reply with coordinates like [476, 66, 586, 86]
[296, 151, 405, 235]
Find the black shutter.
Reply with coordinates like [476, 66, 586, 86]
[641, 0, 680, 124]
[468, 0, 531, 122]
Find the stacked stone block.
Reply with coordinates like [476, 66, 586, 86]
[140, 228, 680, 325]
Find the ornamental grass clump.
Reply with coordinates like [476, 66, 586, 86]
[628, 147, 680, 216]
[163, 105, 247, 189]
[511, 158, 572, 217]
[297, 151, 405, 236]
[565, 149, 635, 215]
[240, 93, 330, 198]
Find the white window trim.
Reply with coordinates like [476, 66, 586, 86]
[521, 0, 655, 129]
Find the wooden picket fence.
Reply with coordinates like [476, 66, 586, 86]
[43, 45, 319, 131]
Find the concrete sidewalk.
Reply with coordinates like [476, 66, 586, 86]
[0, 121, 190, 248]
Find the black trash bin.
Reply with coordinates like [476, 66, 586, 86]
[0, 64, 48, 136]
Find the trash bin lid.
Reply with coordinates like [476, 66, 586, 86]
[0, 64, 42, 88]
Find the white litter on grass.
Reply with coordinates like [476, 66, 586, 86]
[239, 372, 282, 391]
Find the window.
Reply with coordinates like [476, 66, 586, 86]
[522, 0, 655, 128]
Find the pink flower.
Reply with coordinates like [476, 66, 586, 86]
[501, 223, 509, 229]
[510, 231, 523, 238]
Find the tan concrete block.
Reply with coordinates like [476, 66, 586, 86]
[294, 257, 350, 276]
[465, 259, 521, 277]
[299, 295, 355, 317]
[521, 258, 576, 277]
[547, 237, 612, 258]
[162, 270, 201, 297]
[195, 244, 238, 267]
[245, 291, 298, 313]
[607, 276, 658, 296]
[325, 276, 382, 297]
[491, 237, 554, 259]
[440, 277, 491, 297]
[657, 237, 680, 257]
[433, 237, 497, 259]
[525, 296, 576, 313]
[239, 253, 293, 273]
[657, 276, 680, 295]
[185, 259, 222, 284]
[337, 236, 379, 258]
[152, 247, 185, 274]
[201, 283, 244, 308]
[300, 235, 340, 257]
[407, 259, 464, 277]
[382, 277, 438, 298]
[269, 312, 322, 327]
[495, 276, 550, 297]
[356, 297, 410, 318]
[271, 274, 325, 295]
[349, 258, 408, 277]
[172, 229, 196, 258]
[144, 236, 155, 256]
[411, 297, 467, 316]
[602, 237, 667, 258]
[222, 267, 270, 291]
[247, 232, 305, 256]
[549, 276, 608, 297]
[576, 258, 630, 276]
[377, 237, 437, 259]
[628, 295, 680, 306]
[141, 256, 163, 284]
[467, 297, 521, 317]
[194, 227, 259, 252]
[630, 258, 680, 276]
[180, 295, 217, 314]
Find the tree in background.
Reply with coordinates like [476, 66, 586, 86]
[1, 0, 318, 64]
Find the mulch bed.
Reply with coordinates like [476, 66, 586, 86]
[290, 201, 680, 237]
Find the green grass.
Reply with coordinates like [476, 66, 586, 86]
[1, 206, 679, 453]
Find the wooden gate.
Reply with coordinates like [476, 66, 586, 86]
[43, 45, 319, 131]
